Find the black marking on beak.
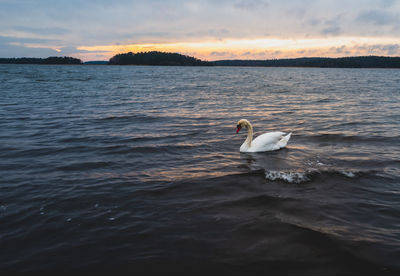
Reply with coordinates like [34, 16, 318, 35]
[236, 124, 241, 133]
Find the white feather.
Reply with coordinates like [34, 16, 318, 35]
[237, 119, 292, 152]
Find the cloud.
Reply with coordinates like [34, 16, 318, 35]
[234, 0, 269, 11]
[321, 25, 342, 35]
[0, 35, 64, 58]
[58, 46, 110, 55]
[320, 15, 344, 35]
[380, 0, 396, 8]
[13, 26, 69, 35]
[0, 0, 400, 60]
[210, 51, 231, 57]
[382, 44, 400, 55]
[330, 45, 351, 55]
[354, 43, 400, 55]
[184, 29, 230, 41]
[356, 10, 398, 25]
[0, 35, 59, 44]
[0, 40, 59, 58]
[2, 2, 399, 43]
[307, 19, 321, 26]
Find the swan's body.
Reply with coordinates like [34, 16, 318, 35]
[236, 119, 291, 152]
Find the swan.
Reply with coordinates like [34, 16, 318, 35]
[236, 119, 291, 152]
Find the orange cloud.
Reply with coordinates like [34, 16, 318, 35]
[75, 37, 400, 61]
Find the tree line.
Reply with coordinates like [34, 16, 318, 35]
[1, 53, 400, 68]
[213, 56, 400, 68]
[108, 51, 211, 66]
[0, 56, 82, 64]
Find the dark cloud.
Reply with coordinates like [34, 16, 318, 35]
[58, 46, 110, 55]
[0, 35, 59, 44]
[210, 51, 230, 56]
[319, 14, 344, 36]
[380, 0, 396, 8]
[0, 41, 59, 58]
[185, 29, 230, 40]
[13, 26, 69, 35]
[331, 45, 350, 55]
[356, 10, 398, 25]
[0, 35, 107, 58]
[234, 0, 269, 11]
[354, 43, 400, 55]
[208, 50, 238, 59]
[321, 25, 342, 35]
[307, 19, 322, 26]
[382, 44, 400, 55]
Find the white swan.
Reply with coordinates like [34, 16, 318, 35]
[236, 119, 291, 152]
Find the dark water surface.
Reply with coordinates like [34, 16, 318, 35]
[1, 64, 399, 275]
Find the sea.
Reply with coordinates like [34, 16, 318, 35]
[0, 64, 399, 275]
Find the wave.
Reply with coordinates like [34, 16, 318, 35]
[93, 113, 204, 124]
[57, 161, 114, 171]
[93, 114, 164, 123]
[306, 133, 400, 144]
[124, 143, 208, 154]
[264, 170, 314, 184]
[263, 168, 366, 184]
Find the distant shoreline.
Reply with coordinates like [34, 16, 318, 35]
[213, 56, 400, 68]
[0, 56, 82, 65]
[1, 53, 400, 68]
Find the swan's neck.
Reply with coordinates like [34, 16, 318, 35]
[245, 124, 253, 147]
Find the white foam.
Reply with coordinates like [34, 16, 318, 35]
[265, 170, 310, 184]
[265, 168, 359, 183]
[306, 159, 325, 167]
[340, 171, 356, 178]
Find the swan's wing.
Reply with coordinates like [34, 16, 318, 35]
[253, 131, 286, 145]
[277, 132, 291, 148]
[250, 132, 287, 152]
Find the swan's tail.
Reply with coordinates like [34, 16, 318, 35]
[278, 132, 292, 148]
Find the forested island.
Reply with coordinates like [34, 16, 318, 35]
[109, 53, 400, 67]
[0, 56, 82, 64]
[213, 56, 400, 68]
[108, 51, 211, 66]
[1, 52, 400, 68]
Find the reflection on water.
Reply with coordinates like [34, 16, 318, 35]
[1, 65, 400, 274]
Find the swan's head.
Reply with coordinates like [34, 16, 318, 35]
[236, 119, 251, 133]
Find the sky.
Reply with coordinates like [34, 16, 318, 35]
[1, 0, 400, 61]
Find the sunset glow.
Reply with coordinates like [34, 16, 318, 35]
[77, 36, 400, 61]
